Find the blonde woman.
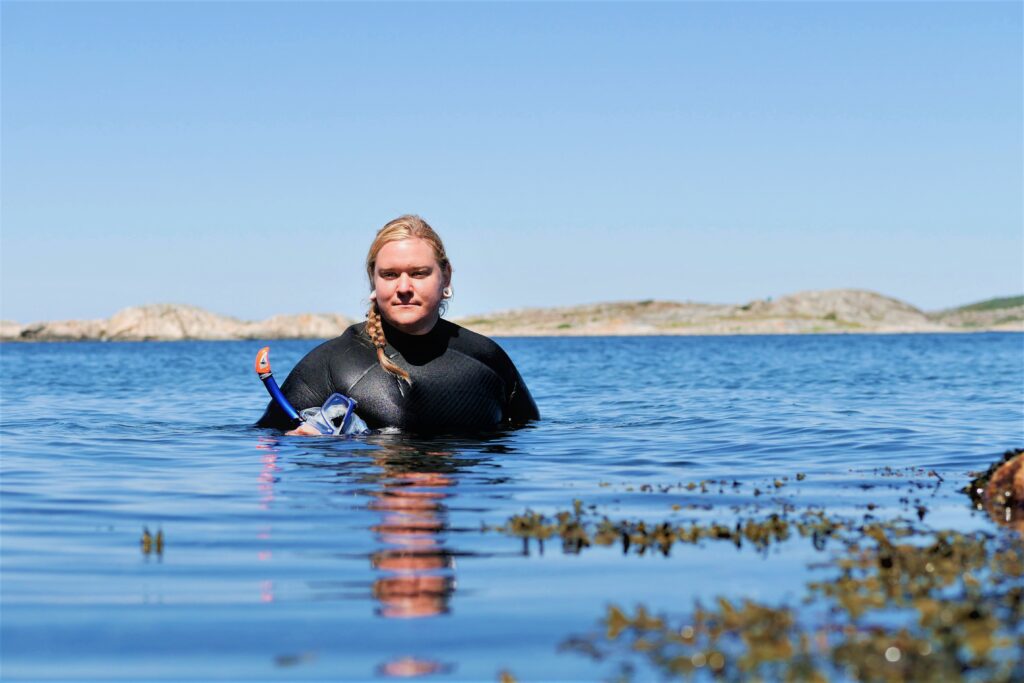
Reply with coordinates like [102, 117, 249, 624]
[258, 215, 539, 434]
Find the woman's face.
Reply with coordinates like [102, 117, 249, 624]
[372, 237, 451, 335]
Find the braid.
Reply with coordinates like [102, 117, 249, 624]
[365, 302, 412, 384]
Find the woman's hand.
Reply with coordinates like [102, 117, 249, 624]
[285, 423, 321, 436]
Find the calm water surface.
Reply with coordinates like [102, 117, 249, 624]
[1, 334, 1022, 680]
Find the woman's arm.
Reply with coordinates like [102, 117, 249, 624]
[498, 349, 539, 424]
[507, 367, 540, 424]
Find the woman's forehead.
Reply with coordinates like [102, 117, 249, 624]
[376, 238, 437, 267]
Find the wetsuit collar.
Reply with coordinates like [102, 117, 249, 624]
[380, 317, 451, 365]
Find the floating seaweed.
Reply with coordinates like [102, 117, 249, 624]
[140, 527, 164, 556]
[561, 525, 1023, 682]
[488, 502, 856, 557]
[492, 455, 1024, 681]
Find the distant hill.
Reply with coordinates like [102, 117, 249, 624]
[948, 295, 1024, 312]
[0, 304, 352, 342]
[929, 295, 1024, 330]
[455, 289, 1024, 337]
[1, 290, 1021, 341]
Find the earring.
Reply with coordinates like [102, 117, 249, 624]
[442, 286, 453, 299]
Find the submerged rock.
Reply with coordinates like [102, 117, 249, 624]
[987, 452, 1024, 508]
[967, 448, 1024, 534]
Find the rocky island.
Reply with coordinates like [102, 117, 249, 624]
[0, 304, 352, 342]
[1, 290, 1020, 342]
[457, 290, 1024, 337]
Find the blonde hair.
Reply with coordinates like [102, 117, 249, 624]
[364, 215, 452, 384]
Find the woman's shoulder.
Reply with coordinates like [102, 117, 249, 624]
[341, 321, 370, 342]
[299, 323, 372, 361]
[440, 319, 513, 365]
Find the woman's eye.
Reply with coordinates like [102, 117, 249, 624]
[381, 272, 397, 279]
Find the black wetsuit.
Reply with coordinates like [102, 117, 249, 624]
[257, 319, 539, 434]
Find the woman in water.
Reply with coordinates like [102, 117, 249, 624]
[258, 215, 539, 434]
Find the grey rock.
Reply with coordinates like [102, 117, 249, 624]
[0, 320, 25, 341]
[930, 305, 1024, 330]
[248, 313, 354, 340]
[3, 290, 1019, 341]
[19, 318, 107, 341]
[3, 304, 353, 342]
[106, 304, 242, 341]
[738, 289, 940, 330]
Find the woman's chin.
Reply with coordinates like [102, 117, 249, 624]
[385, 309, 437, 334]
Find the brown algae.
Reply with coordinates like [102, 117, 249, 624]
[487, 454, 1024, 680]
[488, 502, 848, 556]
[559, 524, 1022, 682]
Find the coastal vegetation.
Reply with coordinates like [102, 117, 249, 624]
[947, 295, 1024, 313]
[929, 296, 1024, 330]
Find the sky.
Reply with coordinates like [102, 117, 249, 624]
[2, 1, 1021, 323]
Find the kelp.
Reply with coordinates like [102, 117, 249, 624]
[488, 502, 851, 557]
[560, 525, 1023, 682]
[488, 453, 1023, 681]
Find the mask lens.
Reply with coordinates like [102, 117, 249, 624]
[299, 406, 334, 435]
[320, 393, 356, 435]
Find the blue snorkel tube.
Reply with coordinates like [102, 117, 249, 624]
[255, 347, 368, 435]
[255, 346, 302, 425]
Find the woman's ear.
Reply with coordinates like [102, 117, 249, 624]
[443, 265, 453, 288]
[369, 290, 377, 301]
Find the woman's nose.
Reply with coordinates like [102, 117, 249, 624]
[396, 273, 413, 291]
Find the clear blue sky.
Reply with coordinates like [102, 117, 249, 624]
[2, 1, 1021, 322]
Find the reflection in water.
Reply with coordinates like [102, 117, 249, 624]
[255, 437, 280, 603]
[367, 446, 459, 620]
[376, 656, 453, 678]
[364, 437, 512, 677]
[252, 433, 514, 676]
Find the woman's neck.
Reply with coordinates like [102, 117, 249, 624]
[379, 317, 449, 364]
[383, 313, 439, 336]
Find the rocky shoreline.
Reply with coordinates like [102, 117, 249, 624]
[2, 290, 1021, 342]
[457, 290, 1024, 337]
[0, 304, 352, 342]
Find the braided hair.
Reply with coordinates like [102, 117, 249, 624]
[365, 299, 412, 384]
[364, 215, 452, 385]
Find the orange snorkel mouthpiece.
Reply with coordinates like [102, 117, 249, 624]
[255, 346, 272, 379]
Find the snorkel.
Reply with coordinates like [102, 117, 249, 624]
[255, 346, 302, 425]
[255, 346, 369, 435]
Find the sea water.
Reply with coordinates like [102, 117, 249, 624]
[1, 333, 1021, 680]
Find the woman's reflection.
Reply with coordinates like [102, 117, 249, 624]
[252, 434, 515, 677]
[366, 443, 460, 619]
